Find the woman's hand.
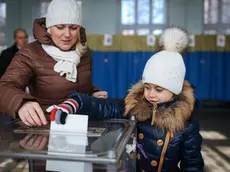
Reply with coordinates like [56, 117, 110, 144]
[18, 102, 47, 126]
[92, 91, 108, 98]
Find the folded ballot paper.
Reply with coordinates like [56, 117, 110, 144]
[46, 114, 92, 172]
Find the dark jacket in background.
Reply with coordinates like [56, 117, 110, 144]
[0, 43, 18, 77]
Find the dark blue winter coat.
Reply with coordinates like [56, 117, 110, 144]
[69, 81, 204, 172]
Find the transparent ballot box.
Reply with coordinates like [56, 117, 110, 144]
[0, 119, 136, 172]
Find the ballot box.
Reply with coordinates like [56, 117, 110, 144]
[0, 119, 136, 172]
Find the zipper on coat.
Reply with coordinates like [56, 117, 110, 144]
[151, 103, 157, 125]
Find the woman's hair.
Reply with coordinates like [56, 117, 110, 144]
[76, 27, 88, 55]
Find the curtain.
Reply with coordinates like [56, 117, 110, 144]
[92, 51, 230, 101]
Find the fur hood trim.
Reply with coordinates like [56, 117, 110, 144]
[124, 81, 194, 132]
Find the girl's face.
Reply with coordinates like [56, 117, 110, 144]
[144, 83, 174, 105]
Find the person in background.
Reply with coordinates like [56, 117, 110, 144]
[49, 27, 204, 172]
[0, 28, 28, 77]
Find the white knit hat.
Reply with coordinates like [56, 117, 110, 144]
[142, 27, 189, 95]
[46, 0, 82, 28]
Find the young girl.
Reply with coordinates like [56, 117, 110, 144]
[47, 27, 204, 172]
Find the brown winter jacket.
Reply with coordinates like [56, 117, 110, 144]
[0, 18, 99, 118]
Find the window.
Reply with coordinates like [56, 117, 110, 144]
[204, 0, 230, 34]
[121, 0, 135, 25]
[0, 0, 6, 52]
[204, 0, 218, 24]
[222, 0, 230, 24]
[137, 28, 150, 35]
[120, 0, 166, 35]
[122, 29, 135, 35]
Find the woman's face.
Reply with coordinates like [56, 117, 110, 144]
[49, 24, 80, 51]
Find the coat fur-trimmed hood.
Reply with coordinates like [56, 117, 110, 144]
[124, 80, 195, 132]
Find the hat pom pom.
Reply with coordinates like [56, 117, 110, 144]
[159, 27, 188, 53]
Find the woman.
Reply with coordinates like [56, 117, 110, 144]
[0, 0, 107, 126]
